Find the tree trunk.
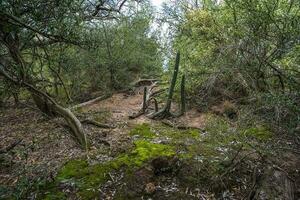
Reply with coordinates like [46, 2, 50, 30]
[149, 52, 180, 119]
[0, 67, 87, 148]
[174, 74, 186, 117]
[180, 75, 186, 114]
[142, 87, 147, 112]
[53, 104, 87, 147]
[165, 52, 180, 112]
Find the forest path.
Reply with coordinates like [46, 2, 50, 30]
[82, 88, 206, 130]
[76, 88, 208, 157]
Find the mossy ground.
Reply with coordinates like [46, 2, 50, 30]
[40, 139, 175, 199]
[40, 113, 274, 199]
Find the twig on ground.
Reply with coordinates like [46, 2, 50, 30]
[70, 94, 112, 110]
[0, 139, 23, 154]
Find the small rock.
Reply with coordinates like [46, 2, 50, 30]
[145, 182, 156, 194]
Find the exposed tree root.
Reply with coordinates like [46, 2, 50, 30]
[129, 82, 159, 119]
[129, 110, 144, 119]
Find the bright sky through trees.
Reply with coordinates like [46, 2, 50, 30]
[151, 0, 165, 7]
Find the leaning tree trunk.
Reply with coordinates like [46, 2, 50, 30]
[52, 104, 87, 147]
[0, 66, 87, 149]
[149, 52, 180, 119]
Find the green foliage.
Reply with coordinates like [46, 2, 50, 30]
[172, 0, 300, 131]
[0, 0, 163, 104]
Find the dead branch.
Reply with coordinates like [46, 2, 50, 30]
[220, 151, 257, 178]
[71, 93, 112, 110]
[148, 97, 158, 112]
[149, 88, 168, 98]
[129, 82, 159, 119]
[0, 139, 22, 154]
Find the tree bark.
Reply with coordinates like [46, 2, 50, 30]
[165, 52, 180, 111]
[173, 74, 186, 117]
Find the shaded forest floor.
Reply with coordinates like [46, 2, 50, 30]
[0, 88, 299, 199]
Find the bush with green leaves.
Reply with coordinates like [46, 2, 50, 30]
[171, 0, 300, 131]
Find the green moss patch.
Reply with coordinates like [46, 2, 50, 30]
[129, 123, 156, 139]
[244, 126, 273, 141]
[115, 140, 175, 167]
[130, 122, 201, 142]
[40, 140, 175, 199]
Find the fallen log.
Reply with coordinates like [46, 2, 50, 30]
[70, 93, 112, 110]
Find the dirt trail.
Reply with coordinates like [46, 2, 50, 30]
[86, 92, 149, 125]
[84, 91, 206, 129]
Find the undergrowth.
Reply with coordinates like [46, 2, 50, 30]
[37, 113, 275, 199]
